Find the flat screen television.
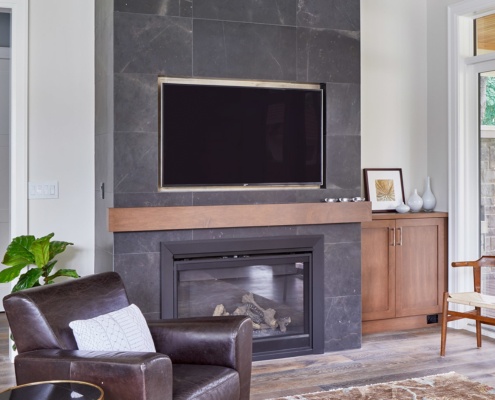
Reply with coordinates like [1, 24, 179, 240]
[159, 77, 325, 189]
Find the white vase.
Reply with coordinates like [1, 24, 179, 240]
[422, 176, 436, 212]
[395, 202, 410, 214]
[407, 189, 423, 212]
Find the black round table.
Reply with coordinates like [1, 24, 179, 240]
[0, 380, 104, 400]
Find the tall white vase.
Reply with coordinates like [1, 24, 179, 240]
[407, 189, 423, 212]
[422, 176, 436, 212]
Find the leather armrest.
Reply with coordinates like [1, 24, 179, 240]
[14, 349, 172, 400]
[148, 315, 252, 400]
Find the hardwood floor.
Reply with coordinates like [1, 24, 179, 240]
[250, 326, 495, 399]
[0, 313, 15, 391]
[0, 312, 494, 399]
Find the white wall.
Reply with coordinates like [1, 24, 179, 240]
[361, 0, 464, 212]
[27, 1, 95, 277]
[427, 0, 463, 212]
[0, 50, 9, 257]
[0, 48, 11, 308]
[361, 0, 429, 204]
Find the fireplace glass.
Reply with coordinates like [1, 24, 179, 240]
[174, 253, 312, 359]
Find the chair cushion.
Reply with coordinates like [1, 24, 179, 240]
[69, 304, 156, 352]
[172, 364, 240, 400]
[448, 292, 495, 309]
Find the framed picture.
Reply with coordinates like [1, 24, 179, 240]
[363, 168, 405, 212]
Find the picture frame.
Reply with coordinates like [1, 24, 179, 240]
[363, 168, 405, 212]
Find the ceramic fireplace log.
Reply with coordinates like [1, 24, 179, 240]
[213, 293, 291, 332]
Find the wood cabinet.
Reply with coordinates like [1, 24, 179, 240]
[361, 212, 448, 334]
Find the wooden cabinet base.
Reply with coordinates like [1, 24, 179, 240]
[361, 212, 448, 334]
[362, 314, 443, 334]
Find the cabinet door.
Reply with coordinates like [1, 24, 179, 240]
[362, 220, 396, 321]
[395, 218, 446, 317]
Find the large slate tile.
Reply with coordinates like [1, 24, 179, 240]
[297, 0, 359, 31]
[326, 82, 360, 136]
[324, 241, 361, 297]
[114, 12, 192, 74]
[325, 135, 361, 191]
[324, 295, 361, 351]
[114, 191, 194, 207]
[114, 230, 193, 254]
[114, 252, 161, 315]
[114, 73, 157, 133]
[193, 19, 297, 80]
[114, 0, 181, 16]
[297, 27, 360, 84]
[114, 131, 158, 193]
[193, 0, 296, 26]
[180, 0, 193, 17]
[190, 226, 298, 241]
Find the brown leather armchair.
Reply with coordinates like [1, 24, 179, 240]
[3, 272, 253, 400]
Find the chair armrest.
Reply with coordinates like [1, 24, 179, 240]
[14, 349, 172, 400]
[148, 315, 252, 366]
[451, 261, 475, 267]
[148, 315, 253, 400]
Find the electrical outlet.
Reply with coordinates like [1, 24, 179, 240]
[427, 314, 439, 324]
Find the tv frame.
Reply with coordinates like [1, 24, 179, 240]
[158, 77, 325, 191]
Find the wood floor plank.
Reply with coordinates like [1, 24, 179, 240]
[0, 313, 15, 391]
[250, 326, 495, 399]
[0, 312, 494, 399]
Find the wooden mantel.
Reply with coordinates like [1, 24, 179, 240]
[108, 202, 372, 232]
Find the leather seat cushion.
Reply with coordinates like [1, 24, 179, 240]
[173, 364, 240, 400]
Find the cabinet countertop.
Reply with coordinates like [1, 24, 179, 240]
[372, 211, 448, 220]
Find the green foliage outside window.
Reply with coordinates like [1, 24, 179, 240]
[482, 76, 495, 126]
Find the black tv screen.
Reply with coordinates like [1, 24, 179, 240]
[159, 78, 324, 189]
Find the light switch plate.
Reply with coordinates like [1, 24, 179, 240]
[28, 181, 59, 199]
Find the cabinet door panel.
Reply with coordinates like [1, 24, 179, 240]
[395, 218, 446, 317]
[362, 220, 396, 321]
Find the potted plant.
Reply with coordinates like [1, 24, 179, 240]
[0, 233, 80, 351]
[0, 232, 79, 292]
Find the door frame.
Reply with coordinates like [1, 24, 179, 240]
[0, 0, 28, 240]
[449, 1, 495, 283]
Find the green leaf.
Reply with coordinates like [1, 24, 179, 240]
[49, 240, 73, 261]
[12, 269, 44, 292]
[0, 265, 26, 283]
[10, 333, 16, 351]
[1, 235, 36, 268]
[30, 234, 53, 268]
[1, 233, 78, 294]
[47, 268, 80, 282]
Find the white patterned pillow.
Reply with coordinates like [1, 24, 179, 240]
[69, 304, 156, 352]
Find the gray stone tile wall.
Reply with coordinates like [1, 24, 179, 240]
[111, 0, 361, 205]
[96, 0, 362, 354]
[114, 223, 362, 352]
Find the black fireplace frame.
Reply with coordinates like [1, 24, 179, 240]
[160, 235, 325, 360]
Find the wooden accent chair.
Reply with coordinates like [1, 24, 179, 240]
[440, 256, 495, 356]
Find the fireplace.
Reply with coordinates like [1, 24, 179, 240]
[161, 235, 324, 361]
